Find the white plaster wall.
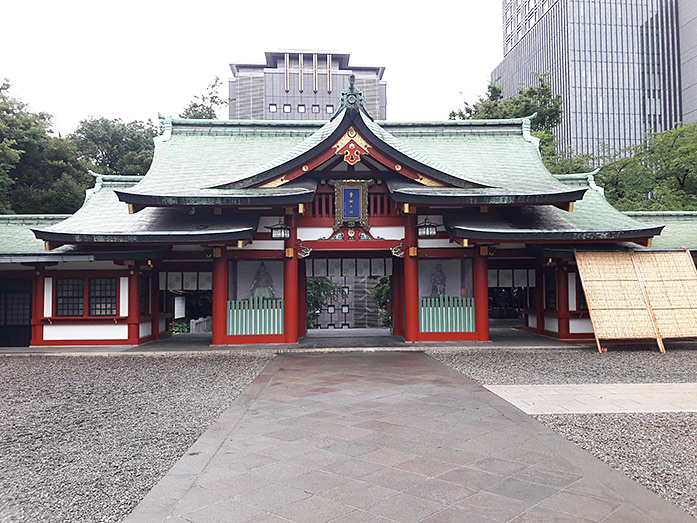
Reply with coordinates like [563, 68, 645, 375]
[51, 262, 122, 271]
[240, 240, 284, 250]
[417, 238, 458, 249]
[568, 272, 577, 311]
[159, 318, 168, 333]
[43, 277, 53, 317]
[544, 316, 559, 333]
[370, 226, 404, 240]
[139, 321, 152, 338]
[43, 324, 128, 341]
[528, 315, 537, 329]
[570, 318, 594, 334]
[297, 227, 333, 240]
[174, 296, 186, 319]
[119, 277, 129, 316]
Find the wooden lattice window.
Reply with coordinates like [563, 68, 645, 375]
[0, 292, 31, 326]
[56, 278, 84, 317]
[88, 278, 117, 316]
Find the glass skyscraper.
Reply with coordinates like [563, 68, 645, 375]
[492, 0, 687, 159]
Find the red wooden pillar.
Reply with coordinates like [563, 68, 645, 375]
[31, 272, 45, 346]
[473, 247, 490, 341]
[298, 257, 307, 338]
[127, 270, 140, 344]
[557, 262, 570, 339]
[212, 250, 228, 345]
[403, 213, 419, 342]
[284, 214, 299, 343]
[392, 258, 404, 337]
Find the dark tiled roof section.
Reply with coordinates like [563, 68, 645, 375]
[444, 174, 663, 241]
[386, 179, 586, 205]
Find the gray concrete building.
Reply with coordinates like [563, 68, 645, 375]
[680, 0, 697, 123]
[492, 0, 693, 159]
[229, 51, 387, 121]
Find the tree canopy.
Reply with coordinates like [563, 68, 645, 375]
[179, 77, 230, 119]
[450, 73, 591, 174]
[69, 117, 157, 175]
[450, 73, 562, 133]
[0, 80, 91, 214]
[597, 122, 697, 211]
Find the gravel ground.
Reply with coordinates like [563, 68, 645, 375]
[0, 353, 274, 523]
[430, 348, 697, 518]
[535, 413, 697, 518]
[429, 347, 697, 384]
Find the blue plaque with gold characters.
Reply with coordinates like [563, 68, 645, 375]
[343, 188, 360, 219]
[330, 179, 374, 231]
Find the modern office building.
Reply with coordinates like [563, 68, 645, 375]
[228, 51, 387, 121]
[680, 0, 697, 123]
[492, 0, 696, 159]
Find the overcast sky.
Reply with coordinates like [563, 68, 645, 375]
[2, 1, 503, 136]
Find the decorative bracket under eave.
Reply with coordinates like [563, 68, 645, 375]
[333, 126, 371, 165]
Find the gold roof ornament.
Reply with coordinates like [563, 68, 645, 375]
[333, 126, 371, 165]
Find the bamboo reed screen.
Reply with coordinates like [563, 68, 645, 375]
[576, 250, 697, 342]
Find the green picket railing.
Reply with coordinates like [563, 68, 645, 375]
[227, 298, 284, 336]
[419, 295, 475, 333]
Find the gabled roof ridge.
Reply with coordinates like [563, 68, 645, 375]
[168, 118, 326, 128]
[379, 115, 535, 127]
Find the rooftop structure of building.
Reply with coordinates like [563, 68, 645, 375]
[228, 50, 387, 121]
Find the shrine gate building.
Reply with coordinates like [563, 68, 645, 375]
[0, 79, 676, 348]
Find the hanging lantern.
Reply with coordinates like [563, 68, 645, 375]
[266, 218, 291, 240]
[416, 217, 441, 238]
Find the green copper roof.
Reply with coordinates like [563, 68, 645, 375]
[625, 212, 697, 250]
[0, 215, 69, 254]
[444, 174, 662, 241]
[118, 105, 582, 206]
[33, 175, 261, 244]
[120, 119, 322, 199]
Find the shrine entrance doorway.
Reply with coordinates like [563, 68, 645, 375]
[304, 256, 393, 332]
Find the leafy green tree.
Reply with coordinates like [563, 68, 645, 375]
[69, 117, 157, 174]
[370, 276, 392, 328]
[180, 77, 230, 119]
[450, 73, 591, 173]
[597, 123, 697, 211]
[450, 73, 562, 133]
[644, 123, 697, 193]
[0, 80, 92, 214]
[305, 277, 347, 329]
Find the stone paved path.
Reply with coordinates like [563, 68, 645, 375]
[126, 353, 693, 522]
[485, 383, 697, 414]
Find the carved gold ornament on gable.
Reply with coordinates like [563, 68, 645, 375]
[333, 126, 371, 165]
